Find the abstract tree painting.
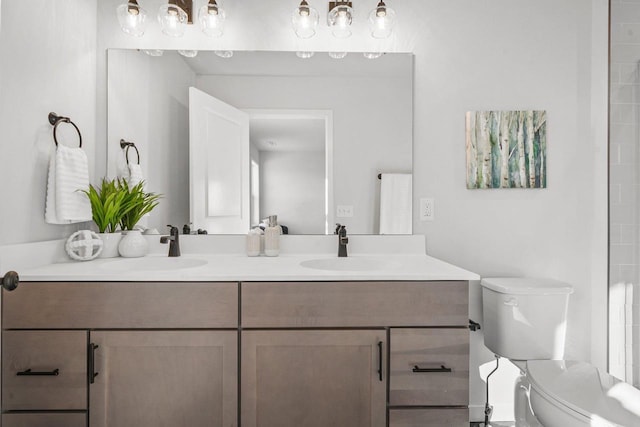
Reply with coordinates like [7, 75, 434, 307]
[465, 111, 547, 189]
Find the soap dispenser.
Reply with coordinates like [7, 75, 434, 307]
[264, 215, 281, 257]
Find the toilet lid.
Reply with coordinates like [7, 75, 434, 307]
[527, 360, 640, 426]
[480, 277, 573, 295]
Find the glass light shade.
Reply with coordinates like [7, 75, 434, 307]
[292, 1, 319, 39]
[368, 2, 396, 38]
[158, 3, 188, 37]
[199, 2, 226, 37]
[116, 2, 147, 37]
[214, 50, 234, 58]
[328, 52, 347, 59]
[363, 52, 383, 59]
[328, 4, 353, 38]
[296, 51, 315, 59]
[178, 50, 198, 58]
[143, 49, 164, 57]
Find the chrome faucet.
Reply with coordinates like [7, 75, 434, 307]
[160, 225, 181, 257]
[335, 223, 348, 257]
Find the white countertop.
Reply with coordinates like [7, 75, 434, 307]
[18, 253, 479, 282]
[3, 235, 479, 282]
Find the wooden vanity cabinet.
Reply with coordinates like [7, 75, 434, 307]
[3, 279, 469, 427]
[2, 282, 238, 427]
[241, 281, 470, 427]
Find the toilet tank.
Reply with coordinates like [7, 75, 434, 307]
[480, 278, 573, 360]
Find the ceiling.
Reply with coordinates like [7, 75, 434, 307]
[250, 117, 326, 152]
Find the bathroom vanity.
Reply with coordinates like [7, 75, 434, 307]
[0, 237, 478, 427]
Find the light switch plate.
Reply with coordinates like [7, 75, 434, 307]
[420, 198, 434, 221]
[336, 205, 354, 218]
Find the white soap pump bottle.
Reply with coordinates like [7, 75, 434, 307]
[264, 215, 281, 257]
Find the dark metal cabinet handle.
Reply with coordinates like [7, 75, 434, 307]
[89, 343, 99, 384]
[377, 341, 383, 381]
[469, 319, 481, 331]
[17, 368, 59, 376]
[412, 365, 452, 373]
[2, 271, 19, 291]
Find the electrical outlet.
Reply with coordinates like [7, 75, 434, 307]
[420, 198, 434, 221]
[336, 205, 354, 218]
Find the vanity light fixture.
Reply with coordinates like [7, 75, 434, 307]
[178, 50, 199, 58]
[116, 0, 147, 37]
[158, 0, 191, 37]
[296, 51, 315, 59]
[292, 0, 319, 39]
[368, 0, 395, 38]
[328, 52, 347, 59]
[327, 1, 353, 38]
[199, 0, 226, 37]
[214, 50, 234, 58]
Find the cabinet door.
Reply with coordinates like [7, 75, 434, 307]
[242, 330, 386, 427]
[89, 331, 237, 427]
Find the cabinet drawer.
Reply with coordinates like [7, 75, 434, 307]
[2, 413, 86, 427]
[389, 409, 468, 427]
[242, 281, 468, 327]
[3, 282, 238, 329]
[390, 328, 469, 406]
[2, 331, 87, 410]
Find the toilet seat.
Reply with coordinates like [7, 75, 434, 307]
[526, 360, 640, 426]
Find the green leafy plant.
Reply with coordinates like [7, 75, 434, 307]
[81, 178, 128, 233]
[117, 179, 162, 231]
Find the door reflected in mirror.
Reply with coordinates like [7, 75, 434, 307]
[107, 50, 413, 235]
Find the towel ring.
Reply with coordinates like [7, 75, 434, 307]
[120, 139, 140, 165]
[48, 112, 82, 148]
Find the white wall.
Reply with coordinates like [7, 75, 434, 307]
[92, 0, 610, 421]
[260, 150, 325, 234]
[196, 74, 412, 234]
[107, 50, 194, 231]
[0, 0, 97, 245]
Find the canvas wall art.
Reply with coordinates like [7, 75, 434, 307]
[465, 110, 547, 189]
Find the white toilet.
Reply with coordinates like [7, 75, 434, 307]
[481, 277, 640, 427]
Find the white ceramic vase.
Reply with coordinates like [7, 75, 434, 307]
[98, 232, 122, 258]
[118, 230, 149, 258]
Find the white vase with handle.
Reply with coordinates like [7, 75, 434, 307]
[98, 232, 122, 258]
[118, 230, 148, 258]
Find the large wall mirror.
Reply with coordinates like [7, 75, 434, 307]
[107, 50, 413, 235]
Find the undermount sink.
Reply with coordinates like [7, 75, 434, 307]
[101, 257, 208, 273]
[299, 257, 398, 272]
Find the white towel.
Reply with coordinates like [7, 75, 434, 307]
[379, 173, 412, 235]
[45, 145, 92, 224]
[128, 163, 144, 188]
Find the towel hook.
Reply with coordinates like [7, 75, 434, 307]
[48, 112, 82, 148]
[120, 139, 140, 165]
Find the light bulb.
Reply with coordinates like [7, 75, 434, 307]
[292, 0, 319, 39]
[116, 1, 147, 37]
[296, 51, 315, 59]
[328, 52, 347, 59]
[178, 50, 198, 58]
[328, 4, 353, 38]
[368, 0, 396, 39]
[363, 52, 383, 59]
[158, 3, 188, 37]
[215, 50, 234, 58]
[199, 0, 226, 37]
[143, 49, 164, 57]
